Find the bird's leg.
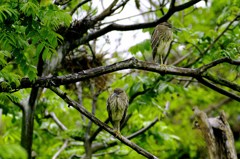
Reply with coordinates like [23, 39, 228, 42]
[113, 122, 122, 138]
[160, 54, 164, 65]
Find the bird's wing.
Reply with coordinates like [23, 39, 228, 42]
[106, 97, 113, 124]
[151, 26, 161, 60]
[120, 98, 129, 126]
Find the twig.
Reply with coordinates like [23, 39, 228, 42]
[94, 0, 118, 22]
[52, 140, 69, 159]
[70, 0, 91, 15]
[44, 110, 68, 131]
[91, 116, 159, 153]
[7, 96, 24, 110]
[199, 57, 240, 73]
[127, 117, 159, 140]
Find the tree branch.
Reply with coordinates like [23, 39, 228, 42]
[91, 117, 159, 153]
[70, 0, 91, 15]
[76, 0, 201, 45]
[52, 139, 69, 159]
[50, 87, 158, 159]
[93, 0, 118, 22]
[2, 57, 240, 102]
[198, 57, 240, 73]
[4, 58, 198, 92]
[203, 73, 240, 93]
[196, 77, 240, 101]
[44, 110, 68, 131]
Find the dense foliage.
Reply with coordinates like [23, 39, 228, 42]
[0, 0, 239, 158]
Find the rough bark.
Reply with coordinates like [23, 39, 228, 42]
[193, 107, 237, 159]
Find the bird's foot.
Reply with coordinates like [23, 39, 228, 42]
[113, 129, 122, 138]
[160, 63, 167, 69]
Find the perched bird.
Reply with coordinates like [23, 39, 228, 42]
[107, 88, 129, 136]
[151, 22, 173, 65]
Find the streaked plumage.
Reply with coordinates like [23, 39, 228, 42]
[151, 22, 173, 64]
[107, 88, 129, 133]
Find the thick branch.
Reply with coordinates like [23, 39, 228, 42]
[50, 87, 158, 159]
[203, 73, 240, 93]
[2, 57, 240, 102]
[3, 58, 197, 92]
[196, 77, 240, 101]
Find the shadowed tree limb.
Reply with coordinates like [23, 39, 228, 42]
[91, 117, 159, 153]
[50, 86, 159, 159]
[196, 77, 240, 101]
[2, 57, 240, 101]
[203, 73, 240, 93]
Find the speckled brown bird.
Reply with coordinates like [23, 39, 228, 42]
[151, 22, 173, 64]
[107, 88, 129, 135]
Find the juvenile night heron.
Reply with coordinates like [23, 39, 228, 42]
[151, 22, 173, 65]
[107, 88, 129, 136]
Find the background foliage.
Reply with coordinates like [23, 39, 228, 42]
[0, 0, 239, 158]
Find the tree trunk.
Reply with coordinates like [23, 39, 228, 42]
[193, 107, 237, 159]
[21, 104, 35, 159]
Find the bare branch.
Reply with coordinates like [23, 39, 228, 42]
[127, 117, 159, 140]
[92, 103, 169, 153]
[77, 0, 201, 45]
[8, 58, 197, 92]
[52, 140, 69, 159]
[94, 0, 119, 22]
[44, 110, 68, 131]
[50, 87, 158, 159]
[2, 57, 240, 102]
[91, 117, 159, 153]
[7, 96, 24, 110]
[70, 0, 91, 15]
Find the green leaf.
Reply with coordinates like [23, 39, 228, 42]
[20, 1, 39, 17]
[0, 4, 18, 23]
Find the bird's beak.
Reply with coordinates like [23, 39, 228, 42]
[112, 93, 117, 97]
